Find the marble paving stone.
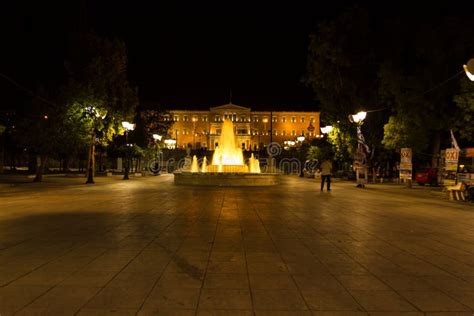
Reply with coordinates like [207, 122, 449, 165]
[300, 290, 362, 311]
[348, 290, 417, 311]
[138, 309, 195, 316]
[203, 273, 249, 289]
[198, 288, 252, 310]
[249, 273, 297, 289]
[141, 287, 201, 310]
[27, 286, 100, 308]
[197, 310, 253, 316]
[157, 272, 203, 288]
[400, 291, 471, 312]
[252, 289, 308, 310]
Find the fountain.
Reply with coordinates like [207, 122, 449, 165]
[174, 119, 279, 186]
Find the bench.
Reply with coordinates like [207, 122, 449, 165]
[446, 182, 466, 201]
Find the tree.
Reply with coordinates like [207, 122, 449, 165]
[379, 17, 474, 164]
[63, 32, 138, 183]
[305, 8, 379, 124]
[305, 8, 388, 169]
[453, 77, 474, 142]
[14, 87, 87, 182]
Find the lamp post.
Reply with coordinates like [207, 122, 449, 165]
[297, 134, 306, 177]
[152, 134, 162, 175]
[349, 111, 368, 188]
[192, 117, 197, 149]
[262, 117, 268, 150]
[122, 121, 135, 180]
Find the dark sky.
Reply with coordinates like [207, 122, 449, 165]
[1, 1, 472, 111]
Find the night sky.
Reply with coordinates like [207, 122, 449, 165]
[1, 1, 472, 111]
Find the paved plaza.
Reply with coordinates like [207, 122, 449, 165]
[1, 175, 474, 315]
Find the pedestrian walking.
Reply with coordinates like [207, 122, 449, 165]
[320, 159, 332, 191]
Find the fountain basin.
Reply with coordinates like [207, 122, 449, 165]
[174, 172, 280, 186]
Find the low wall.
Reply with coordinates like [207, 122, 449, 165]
[174, 172, 280, 186]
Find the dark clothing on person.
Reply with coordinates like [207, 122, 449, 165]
[321, 175, 331, 191]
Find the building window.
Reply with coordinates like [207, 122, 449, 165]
[183, 115, 189, 122]
[310, 116, 314, 123]
[282, 130, 286, 136]
[291, 130, 296, 136]
[272, 116, 277, 123]
[173, 115, 179, 122]
[309, 132, 313, 137]
[202, 115, 208, 122]
[282, 117, 286, 123]
[237, 129, 248, 135]
[241, 115, 246, 122]
[274, 130, 278, 136]
[253, 116, 259, 122]
[215, 115, 221, 122]
[302, 130, 305, 135]
[301, 117, 305, 123]
[183, 129, 188, 135]
[216, 129, 221, 135]
[291, 116, 296, 123]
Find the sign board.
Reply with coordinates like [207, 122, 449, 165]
[445, 148, 460, 172]
[400, 148, 412, 164]
[400, 148, 412, 180]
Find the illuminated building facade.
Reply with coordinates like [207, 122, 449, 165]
[164, 103, 320, 150]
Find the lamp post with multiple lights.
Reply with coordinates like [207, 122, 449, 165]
[122, 121, 135, 180]
[296, 134, 306, 177]
[349, 111, 368, 187]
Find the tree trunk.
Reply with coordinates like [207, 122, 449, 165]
[86, 141, 95, 183]
[63, 157, 69, 173]
[432, 131, 441, 167]
[33, 155, 48, 182]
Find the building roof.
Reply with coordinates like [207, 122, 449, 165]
[209, 103, 251, 112]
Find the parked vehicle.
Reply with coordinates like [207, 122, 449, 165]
[415, 167, 438, 186]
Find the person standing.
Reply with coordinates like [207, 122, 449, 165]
[320, 159, 332, 191]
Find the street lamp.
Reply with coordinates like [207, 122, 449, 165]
[297, 134, 305, 143]
[464, 58, 474, 81]
[349, 111, 369, 187]
[348, 111, 367, 124]
[122, 121, 135, 180]
[164, 139, 176, 149]
[152, 134, 162, 176]
[192, 117, 197, 149]
[320, 125, 333, 135]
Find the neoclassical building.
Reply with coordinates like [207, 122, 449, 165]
[163, 103, 320, 150]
